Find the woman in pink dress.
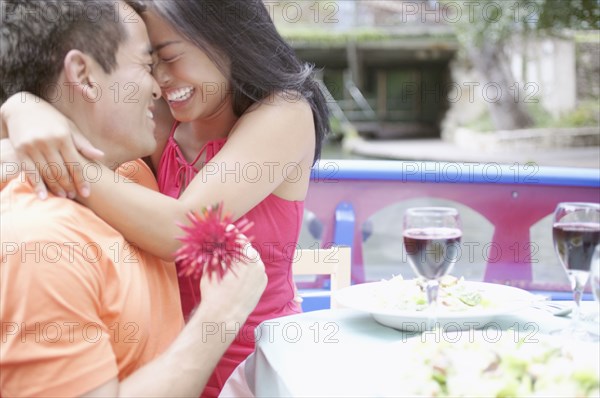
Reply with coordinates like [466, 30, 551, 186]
[1, 1, 330, 396]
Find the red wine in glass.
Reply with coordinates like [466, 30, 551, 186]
[553, 222, 600, 272]
[403, 207, 462, 331]
[403, 227, 462, 279]
[552, 202, 600, 340]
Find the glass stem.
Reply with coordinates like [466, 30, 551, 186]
[566, 250, 582, 329]
[426, 280, 439, 331]
[572, 281, 583, 327]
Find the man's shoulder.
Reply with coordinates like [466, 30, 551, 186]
[1, 179, 122, 247]
[116, 159, 158, 191]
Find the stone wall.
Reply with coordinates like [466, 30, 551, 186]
[454, 126, 600, 152]
[442, 35, 599, 147]
[508, 37, 577, 115]
[576, 40, 600, 100]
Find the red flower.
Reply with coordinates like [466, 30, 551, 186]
[174, 203, 254, 280]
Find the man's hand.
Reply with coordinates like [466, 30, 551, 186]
[199, 242, 268, 324]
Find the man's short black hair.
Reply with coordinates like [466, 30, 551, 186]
[0, 0, 139, 104]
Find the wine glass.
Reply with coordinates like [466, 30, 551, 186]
[403, 207, 462, 331]
[592, 245, 600, 304]
[552, 202, 600, 339]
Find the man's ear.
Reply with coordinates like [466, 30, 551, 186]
[63, 50, 101, 96]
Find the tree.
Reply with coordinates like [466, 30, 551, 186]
[439, 0, 600, 130]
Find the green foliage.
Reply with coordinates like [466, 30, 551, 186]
[466, 99, 599, 131]
[465, 111, 495, 132]
[329, 115, 343, 137]
[439, 0, 599, 130]
[280, 28, 454, 45]
[439, 0, 600, 47]
[328, 115, 358, 141]
[538, 0, 600, 32]
[439, 0, 543, 47]
[555, 100, 600, 127]
[524, 100, 600, 128]
[280, 28, 391, 44]
[575, 31, 600, 42]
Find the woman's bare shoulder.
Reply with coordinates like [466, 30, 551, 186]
[240, 91, 314, 140]
[228, 91, 315, 166]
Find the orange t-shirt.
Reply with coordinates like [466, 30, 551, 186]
[0, 160, 184, 397]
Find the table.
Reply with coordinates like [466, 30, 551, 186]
[220, 304, 600, 397]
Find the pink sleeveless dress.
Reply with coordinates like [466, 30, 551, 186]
[157, 122, 303, 397]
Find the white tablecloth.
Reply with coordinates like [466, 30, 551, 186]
[220, 304, 600, 397]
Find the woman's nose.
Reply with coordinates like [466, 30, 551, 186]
[153, 61, 170, 87]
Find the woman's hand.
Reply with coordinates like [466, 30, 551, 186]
[199, 242, 267, 323]
[1, 92, 104, 199]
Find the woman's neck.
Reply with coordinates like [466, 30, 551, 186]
[188, 95, 238, 141]
[172, 95, 238, 162]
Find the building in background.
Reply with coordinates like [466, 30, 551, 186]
[269, 0, 590, 140]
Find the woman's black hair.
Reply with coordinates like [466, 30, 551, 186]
[146, 0, 330, 163]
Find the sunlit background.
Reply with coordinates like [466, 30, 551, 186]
[268, 0, 599, 162]
[277, 0, 600, 288]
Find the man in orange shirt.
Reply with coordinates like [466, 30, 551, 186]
[0, 1, 267, 396]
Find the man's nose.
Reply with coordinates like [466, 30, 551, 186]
[151, 75, 161, 100]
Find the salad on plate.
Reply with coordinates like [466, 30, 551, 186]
[333, 275, 538, 331]
[387, 331, 600, 397]
[374, 275, 491, 312]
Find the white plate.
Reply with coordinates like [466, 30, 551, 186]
[333, 281, 537, 331]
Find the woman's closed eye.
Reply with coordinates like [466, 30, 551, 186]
[159, 54, 181, 63]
